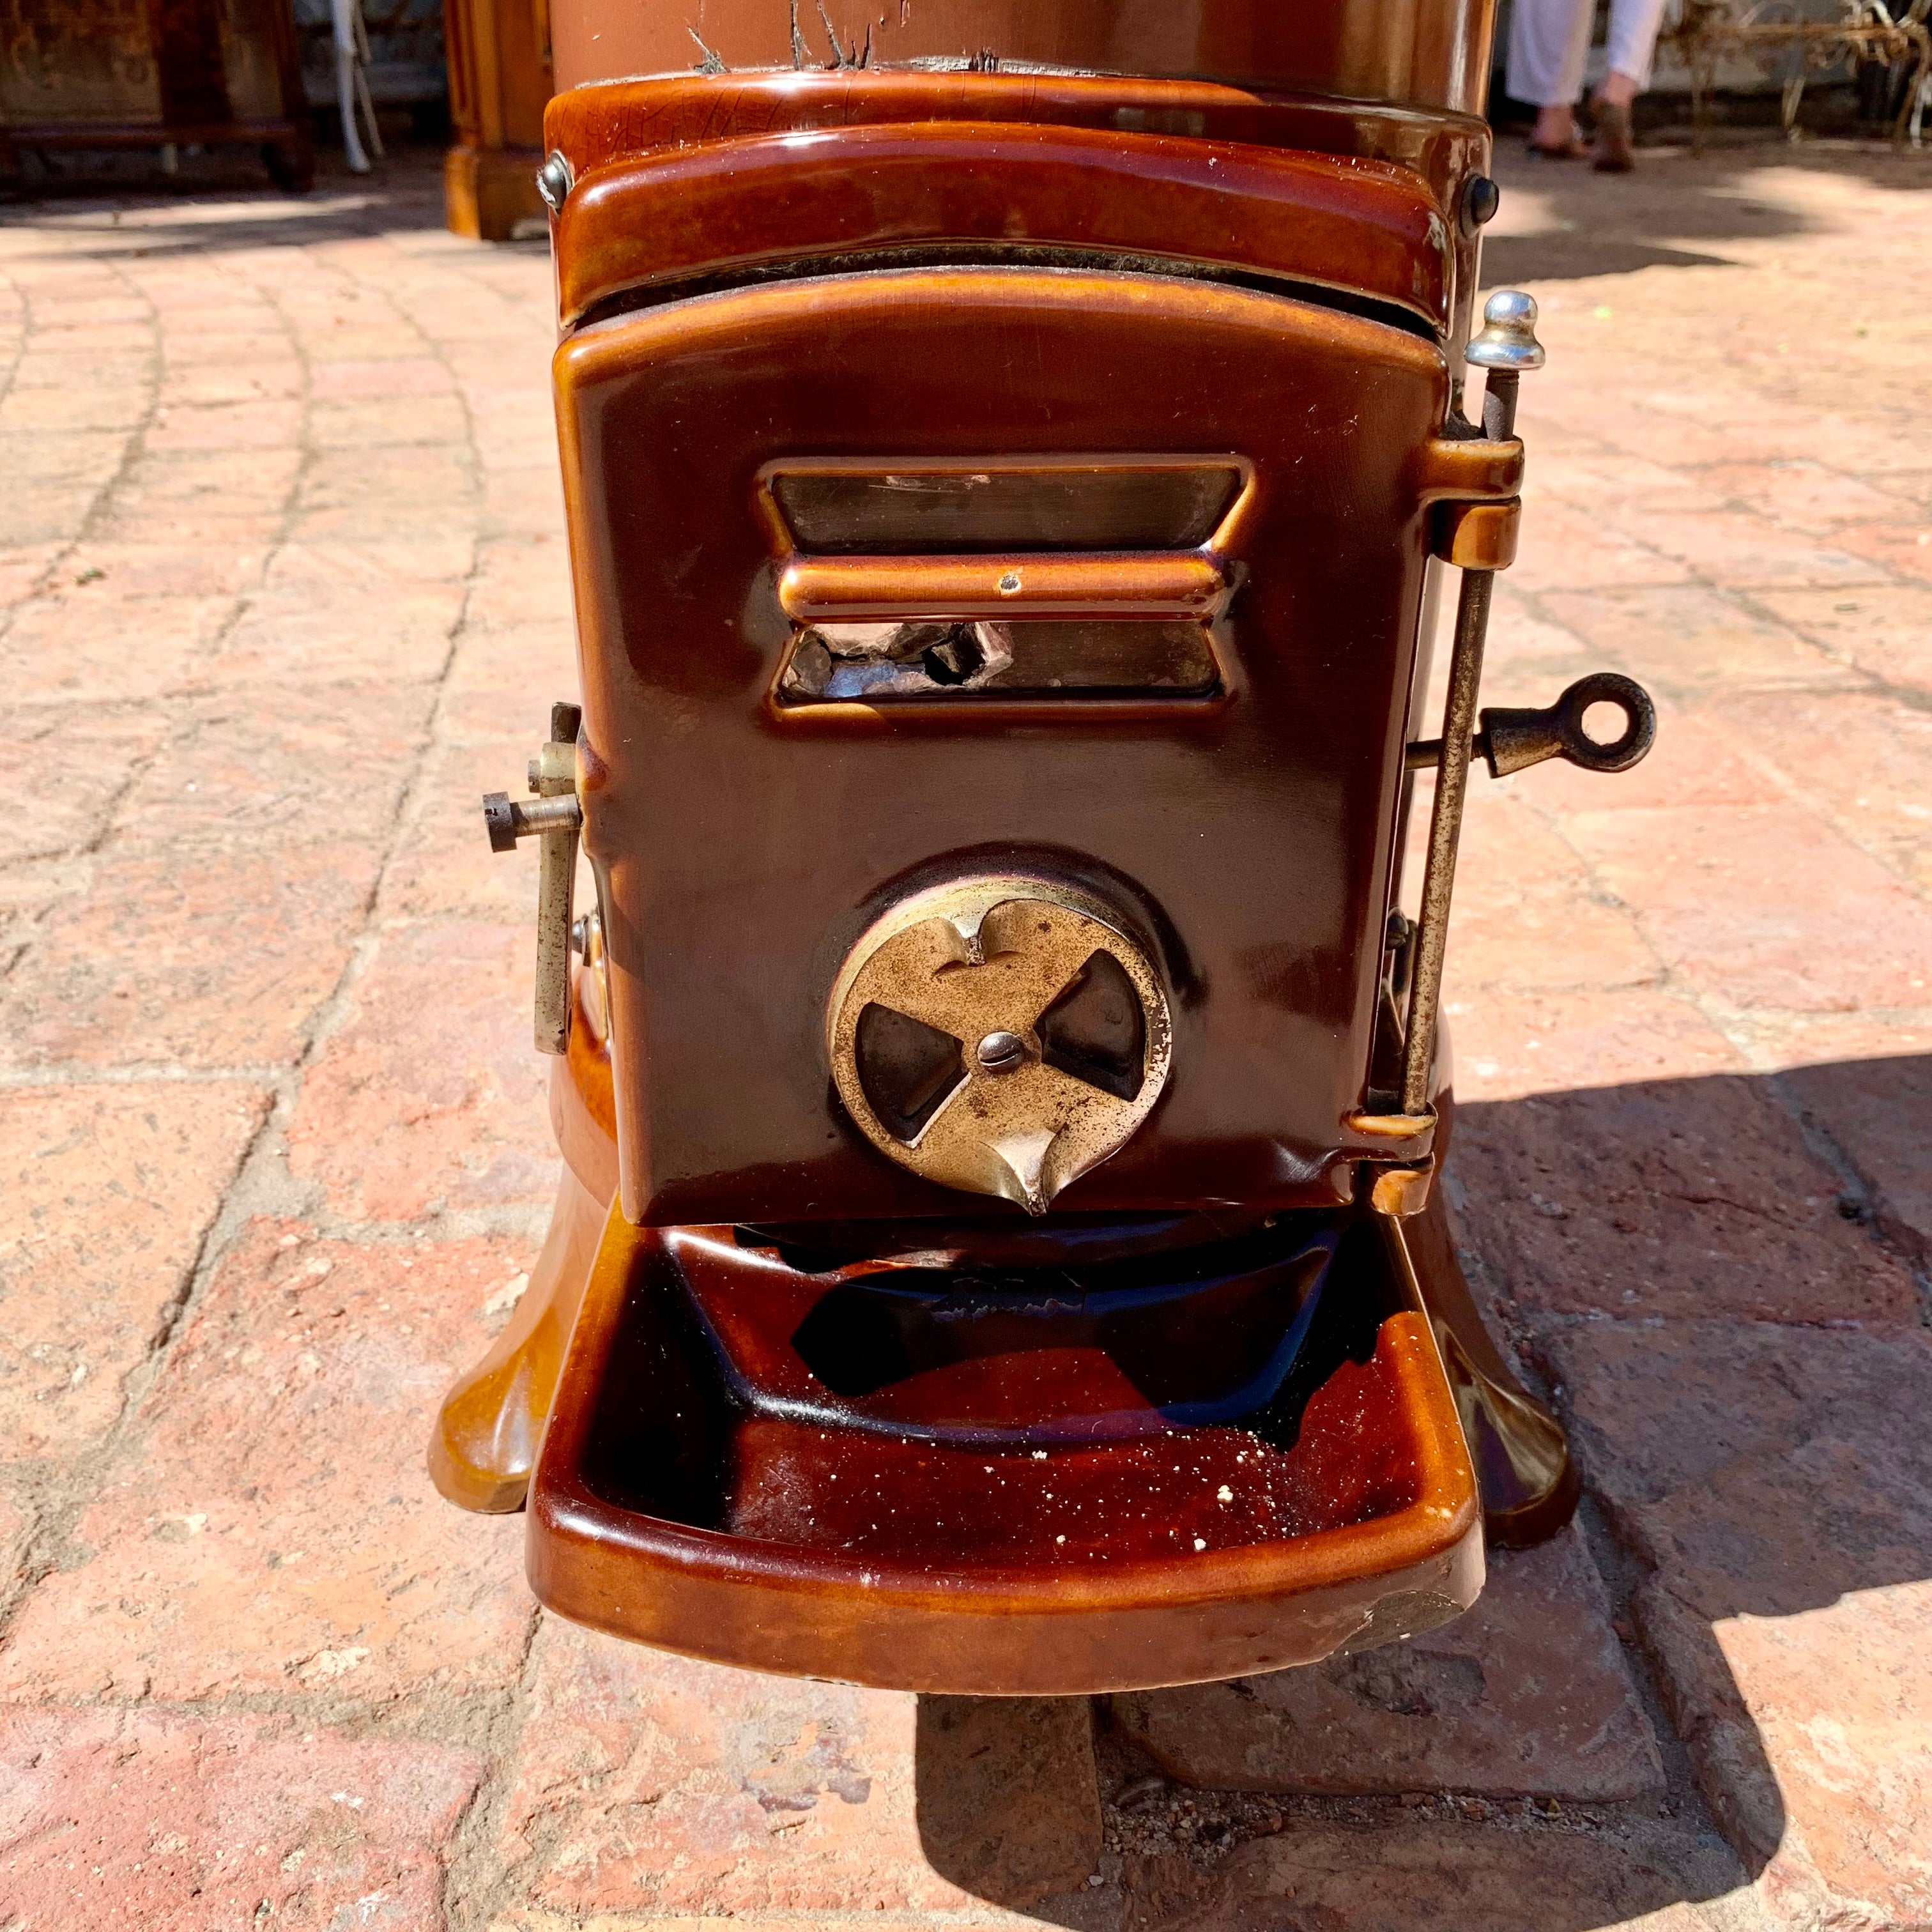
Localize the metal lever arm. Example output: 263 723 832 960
1406 671 1657 779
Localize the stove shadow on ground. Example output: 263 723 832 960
910 1055 1932 1931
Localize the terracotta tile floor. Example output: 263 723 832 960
0 138 1926 1931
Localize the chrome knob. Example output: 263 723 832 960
1466 290 1546 372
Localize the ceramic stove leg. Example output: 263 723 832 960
429 1165 606 1513
1388 1188 1581 1547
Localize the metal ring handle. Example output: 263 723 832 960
1552 671 1657 773
1476 672 1658 779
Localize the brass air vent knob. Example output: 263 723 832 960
826 876 1172 1215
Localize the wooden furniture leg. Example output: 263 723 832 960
442 0 555 238
429 1165 606 1513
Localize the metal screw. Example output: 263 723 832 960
535 150 574 213
975 1030 1027 1074
1460 176 1501 237
482 790 581 853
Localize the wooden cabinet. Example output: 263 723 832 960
0 0 313 188
442 0 553 238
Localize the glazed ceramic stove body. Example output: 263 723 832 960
430 0 1612 1693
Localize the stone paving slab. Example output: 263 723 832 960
0 1705 483 1931
285 923 557 1224
0 1081 270 1458
1782 1044 1932 1266
0 1220 533 1709
1639 1476 1932 1929
1114 1528 1664 1803
1537 1321 1932 1928
500 1623 1103 1919
1123 1818 1740 1932
0 139 1928 1931
1449 1070 1922 1323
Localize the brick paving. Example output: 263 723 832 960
0 139 1928 1931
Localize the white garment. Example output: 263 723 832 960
330 0 384 174
1507 0 1669 105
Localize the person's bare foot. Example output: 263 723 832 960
1528 104 1589 157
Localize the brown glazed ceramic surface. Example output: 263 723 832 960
523 1194 1483 1693
556 265 1515 1228
553 120 1455 331
550 0 1496 121
543 72 1493 355
551 981 618 1209
431 977 1578 1572
425 10 1591 1691
429 1163 608 1514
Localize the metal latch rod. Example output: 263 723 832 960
1399 292 1542 1121
480 700 582 1057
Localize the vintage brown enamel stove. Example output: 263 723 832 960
430 0 1658 1695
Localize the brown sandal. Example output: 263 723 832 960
1527 134 1591 159
1593 100 1636 171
